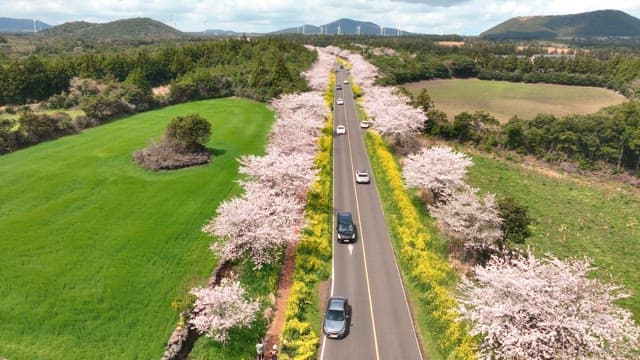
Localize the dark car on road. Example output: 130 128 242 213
336 211 356 243
323 296 351 339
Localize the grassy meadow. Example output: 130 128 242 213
465 153 640 321
0 98 274 359
404 79 626 122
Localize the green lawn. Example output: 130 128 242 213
404 79 626 122
465 154 640 321
0 98 274 359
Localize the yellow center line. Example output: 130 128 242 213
342 76 381 360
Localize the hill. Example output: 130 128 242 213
481 9 640 40
0 17 51 33
274 18 413 36
38 17 188 41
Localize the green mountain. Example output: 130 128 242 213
38 17 188 41
481 9 640 40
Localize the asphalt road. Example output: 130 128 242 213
319 67 423 360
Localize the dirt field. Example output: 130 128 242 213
404 78 627 123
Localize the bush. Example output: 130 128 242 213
165 114 211 152
80 94 132 123
496 195 532 248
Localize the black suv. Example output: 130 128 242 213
336 211 356 243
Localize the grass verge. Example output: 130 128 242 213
466 153 640 321
0 98 274 359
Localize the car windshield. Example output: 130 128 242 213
338 223 353 232
327 309 345 321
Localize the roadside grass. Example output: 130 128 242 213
0 98 274 359
404 78 626 123
465 153 640 321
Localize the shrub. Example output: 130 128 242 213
165 114 211 152
496 195 531 248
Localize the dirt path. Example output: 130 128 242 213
264 242 296 355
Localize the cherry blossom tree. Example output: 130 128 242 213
360 85 425 136
429 185 502 261
203 181 305 268
345 53 379 88
189 279 260 344
303 47 336 91
269 91 327 155
403 146 472 202
458 252 640 360
239 150 317 202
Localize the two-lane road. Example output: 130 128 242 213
320 67 423 360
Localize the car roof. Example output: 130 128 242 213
328 296 347 310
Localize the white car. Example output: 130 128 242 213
343 79 349 84
360 121 371 128
355 170 370 184
336 125 346 135
336 98 344 105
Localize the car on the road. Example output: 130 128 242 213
336 84 342 90
355 169 370 184
336 125 346 135
336 98 344 105
323 296 351 339
343 79 349 84
360 121 371 128
336 211 356 242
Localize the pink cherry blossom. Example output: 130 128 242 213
403 146 472 200
239 149 317 203
458 252 640 359
429 185 503 257
303 47 337 91
189 279 260 344
360 85 425 136
203 181 305 268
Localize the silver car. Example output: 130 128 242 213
323 296 351 339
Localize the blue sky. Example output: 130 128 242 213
3 0 640 35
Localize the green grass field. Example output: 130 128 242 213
465 154 640 321
0 98 274 359
404 79 627 122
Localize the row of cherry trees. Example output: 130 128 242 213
332 46 640 358
401 144 640 357
188 48 334 343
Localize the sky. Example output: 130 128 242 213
3 0 640 35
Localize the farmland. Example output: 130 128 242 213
404 79 626 122
0 98 274 359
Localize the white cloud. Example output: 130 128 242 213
3 0 640 35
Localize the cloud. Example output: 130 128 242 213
387 0 470 7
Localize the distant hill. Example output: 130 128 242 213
38 17 188 41
274 18 413 36
481 9 640 40
0 17 51 33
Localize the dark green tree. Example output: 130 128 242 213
165 114 211 152
497 196 532 249
415 88 434 114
